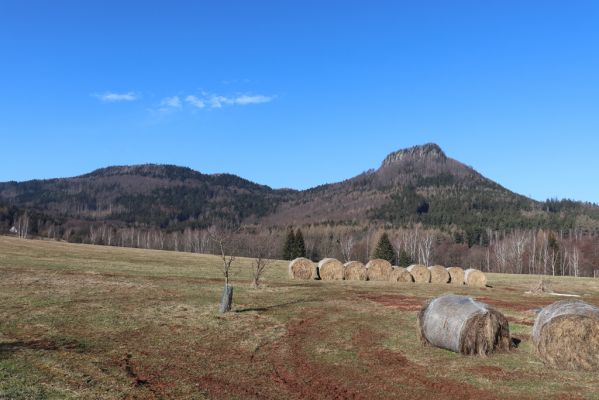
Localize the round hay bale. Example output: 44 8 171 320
417 294 511 356
344 261 367 281
318 258 344 280
464 268 487 287
407 264 430 283
428 265 450 284
447 267 465 285
288 258 316 280
389 266 414 283
366 259 393 281
532 299 599 370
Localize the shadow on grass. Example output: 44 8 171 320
235 298 316 313
0 338 88 356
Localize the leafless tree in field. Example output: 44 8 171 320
15 212 30 239
89 224 99 244
339 229 355 262
510 230 529 274
569 245 580 277
246 228 275 288
492 235 511 273
199 230 210 253
392 231 404 265
418 231 434 266
208 223 240 312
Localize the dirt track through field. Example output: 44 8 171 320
194 306 501 400
4 237 599 399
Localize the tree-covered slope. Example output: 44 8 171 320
1 144 598 232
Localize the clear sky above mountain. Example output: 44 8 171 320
1 1 598 202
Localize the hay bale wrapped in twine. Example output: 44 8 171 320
407 264 431 283
344 261 367 281
366 259 393 281
464 268 487 287
532 300 599 370
417 294 511 356
389 266 414 283
288 258 317 280
428 265 450 284
318 258 344 280
447 267 465 285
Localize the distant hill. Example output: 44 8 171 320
1 143 599 235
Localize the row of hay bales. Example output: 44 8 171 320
419 295 599 371
289 257 487 287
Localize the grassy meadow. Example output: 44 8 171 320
1 235 599 399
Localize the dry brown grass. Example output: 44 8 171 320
317 258 344 280
428 265 450 284
407 264 430 283
447 267 465 285
366 259 393 281
389 267 414 283
418 294 511 356
465 268 487 287
289 257 316 280
344 261 367 281
3 236 599 399
533 299 599 370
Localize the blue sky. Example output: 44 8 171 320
1 1 598 202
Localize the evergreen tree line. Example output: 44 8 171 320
282 228 306 260
372 232 415 266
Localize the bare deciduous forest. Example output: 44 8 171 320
2 144 599 276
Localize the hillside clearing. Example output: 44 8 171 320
2 236 599 399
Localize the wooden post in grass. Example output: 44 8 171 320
219 285 233 313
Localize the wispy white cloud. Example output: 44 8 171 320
185 95 205 109
209 95 228 109
108 91 274 115
160 96 182 108
93 91 138 102
207 93 274 108
232 94 273 105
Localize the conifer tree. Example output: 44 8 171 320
282 228 296 260
397 249 413 267
294 229 306 258
373 232 396 264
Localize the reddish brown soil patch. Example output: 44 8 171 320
191 312 503 400
360 294 424 311
265 316 364 400
197 375 273 400
113 306 527 399
351 329 501 400
465 365 521 381
477 297 552 312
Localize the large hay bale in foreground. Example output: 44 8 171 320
318 258 344 280
407 264 430 283
389 267 414 283
344 261 367 281
288 258 316 280
464 268 487 287
428 265 450 284
417 294 511 356
532 300 599 370
366 259 393 281
447 267 465 285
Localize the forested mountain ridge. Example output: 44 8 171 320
0 164 292 229
1 144 598 239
